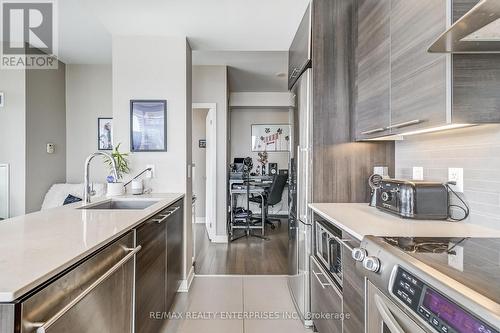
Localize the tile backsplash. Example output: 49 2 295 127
395 124 500 230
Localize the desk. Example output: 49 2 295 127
229 185 267 236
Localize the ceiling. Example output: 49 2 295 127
59 0 309 64
193 51 288 92
58 0 306 91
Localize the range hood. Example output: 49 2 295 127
428 0 500 53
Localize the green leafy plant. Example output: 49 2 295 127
105 143 131 180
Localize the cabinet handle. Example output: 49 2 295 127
312 270 332 289
33 245 142 333
361 128 386 135
331 234 355 253
154 206 181 224
385 119 422 130
289 67 300 79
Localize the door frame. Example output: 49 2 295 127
192 103 217 241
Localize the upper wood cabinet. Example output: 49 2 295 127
288 4 311 90
355 0 391 140
355 0 500 140
389 0 448 134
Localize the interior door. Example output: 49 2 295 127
205 108 216 240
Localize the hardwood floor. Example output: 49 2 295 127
194 220 289 275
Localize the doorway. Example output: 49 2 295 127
192 103 217 263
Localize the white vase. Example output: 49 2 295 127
107 182 125 197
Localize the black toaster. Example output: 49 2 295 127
375 179 449 220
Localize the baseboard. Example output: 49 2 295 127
195 217 206 224
211 235 228 243
177 265 195 292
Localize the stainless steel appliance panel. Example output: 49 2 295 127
310 256 343 333
19 232 137 333
367 281 427 333
288 68 313 324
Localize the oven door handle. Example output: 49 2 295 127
374 294 406 333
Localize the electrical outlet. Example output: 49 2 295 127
412 167 424 181
146 164 155 178
448 168 464 192
448 244 464 271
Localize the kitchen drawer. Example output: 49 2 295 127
341 232 365 333
310 256 343 333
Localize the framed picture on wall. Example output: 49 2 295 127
98 117 113 150
130 100 167 152
251 124 291 152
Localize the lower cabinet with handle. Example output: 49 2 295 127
310 256 343 333
17 231 138 333
135 199 184 333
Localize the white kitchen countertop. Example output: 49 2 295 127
309 203 500 241
0 193 184 302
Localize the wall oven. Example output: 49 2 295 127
315 219 343 287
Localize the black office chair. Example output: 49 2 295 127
249 174 288 229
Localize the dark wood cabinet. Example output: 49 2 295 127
135 199 185 332
310 257 343 333
166 200 184 311
355 0 391 140
135 214 167 333
354 0 500 140
389 0 448 134
288 4 311 89
311 0 395 203
341 232 365 333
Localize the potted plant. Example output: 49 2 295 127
105 143 131 196
257 151 268 175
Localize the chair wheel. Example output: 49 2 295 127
271 224 276 230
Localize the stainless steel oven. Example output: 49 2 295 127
367 281 427 333
315 219 342 286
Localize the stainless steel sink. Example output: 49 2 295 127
79 199 160 210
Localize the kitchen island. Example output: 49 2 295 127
0 193 185 333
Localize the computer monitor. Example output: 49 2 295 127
233 158 245 173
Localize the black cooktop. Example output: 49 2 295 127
383 237 500 305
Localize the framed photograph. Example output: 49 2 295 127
0 92 4 107
251 124 291 152
130 100 167 152
98 117 113 150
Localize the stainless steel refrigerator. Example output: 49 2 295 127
288 67 313 326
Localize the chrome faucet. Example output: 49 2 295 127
84 152 118 203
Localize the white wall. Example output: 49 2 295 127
0 69 26 217
25 64 67 213
66 65 112 183
230 108 290 172
192 66 228 237
112 35 192 277
396 124 500 230
192 108 208 219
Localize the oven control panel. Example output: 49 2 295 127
391 267 498 333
